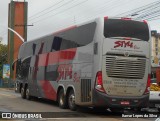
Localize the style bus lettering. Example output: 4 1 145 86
57 64 72 81
114 41 133 48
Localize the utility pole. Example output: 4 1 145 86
8 0 28 80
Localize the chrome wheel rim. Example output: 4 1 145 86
21 88 24 96
69 94 75 107
60 94 64 106
26 89 29 98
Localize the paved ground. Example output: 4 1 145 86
0 88 159 121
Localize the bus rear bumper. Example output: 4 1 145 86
92 89 149 108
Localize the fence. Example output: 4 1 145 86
0 78 14 88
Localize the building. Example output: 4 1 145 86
151 30 160 78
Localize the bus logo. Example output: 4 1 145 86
57 64 72 81
114 41 133 48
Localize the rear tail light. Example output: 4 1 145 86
121 17 132 20
95 71 106 93
104 16 108 20
144 74 151 94
143 20 147 24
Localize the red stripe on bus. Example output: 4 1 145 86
53 25 77 35
38 48 77 66
40 80 57 100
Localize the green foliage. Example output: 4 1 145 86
0 44 8 78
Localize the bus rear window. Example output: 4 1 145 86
104 19 149 41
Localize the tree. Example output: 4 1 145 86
0 44 8 78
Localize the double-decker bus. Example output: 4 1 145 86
14 17 151 111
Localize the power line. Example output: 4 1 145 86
116 0 160 17
136 7 160 20
112 0 160 23
29 0 75 21
75 0 132 23
28 0 131 37
29 0 65 19
32 0 89 24
27 0 160 41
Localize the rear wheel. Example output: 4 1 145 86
26 86 31 100
21 87 26 99
68 90 77 111
58 89 67 109
158 108 160 112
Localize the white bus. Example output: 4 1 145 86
14 17 151 111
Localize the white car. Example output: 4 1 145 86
149 78 160 112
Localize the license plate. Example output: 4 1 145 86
121 101 130 105
155 104 160 108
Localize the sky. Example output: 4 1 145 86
0 0 160 44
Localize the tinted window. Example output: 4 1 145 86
51 37 62 51
60 39 79 50
19 22 96 58
104 19 149 41
55 22 96 49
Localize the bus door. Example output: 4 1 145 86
28 55 39 97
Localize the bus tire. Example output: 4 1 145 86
68 90 77 111
58 89 67 109
26 86 31 100
21 87 26 99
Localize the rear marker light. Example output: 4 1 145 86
143 20 147 24
121 17 132 20
104 16 108 20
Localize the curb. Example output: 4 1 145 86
0 88 15 91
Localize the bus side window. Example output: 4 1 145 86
51 36 62 51
16 59 22 79
21 58 31 79
60 39 77 50
54 22 96 50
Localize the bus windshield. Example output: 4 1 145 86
104 19 149 41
